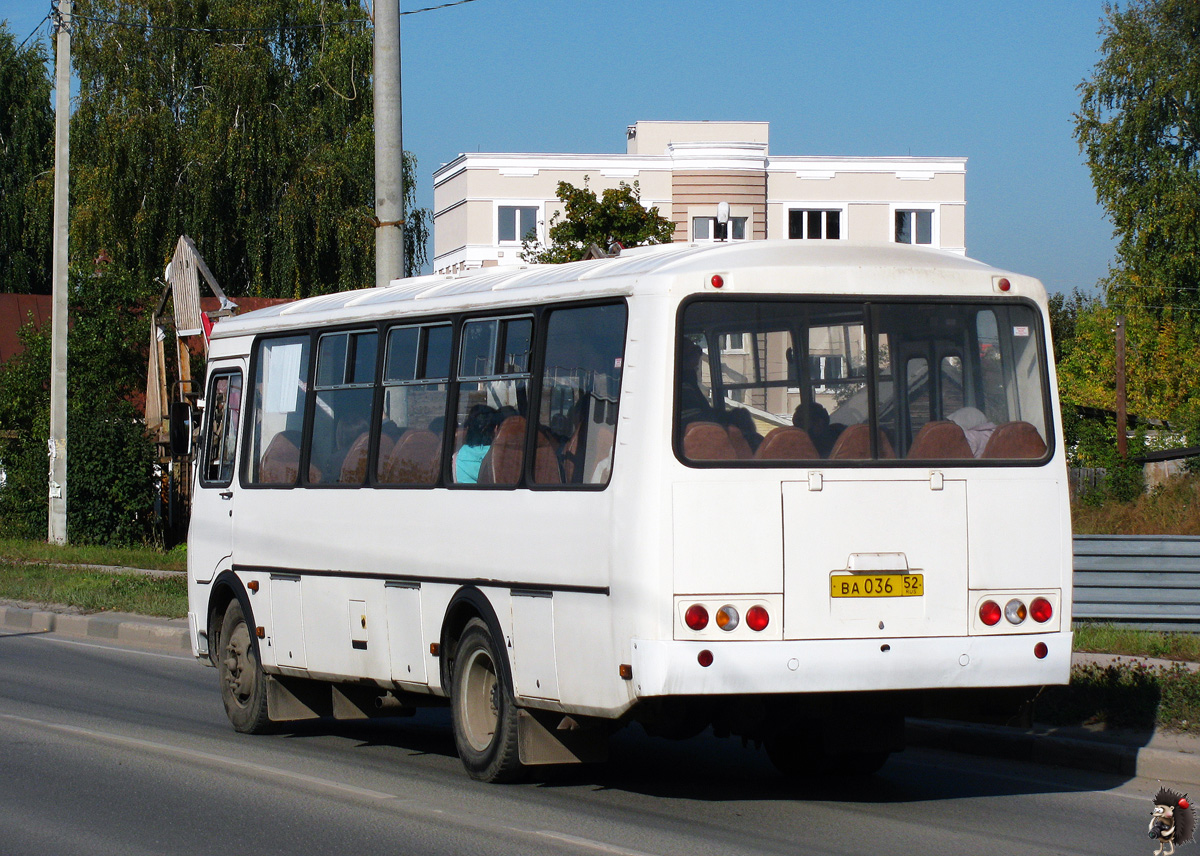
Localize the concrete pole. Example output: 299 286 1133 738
1116 314 1127 459
48 0 71 544
373 0 404 288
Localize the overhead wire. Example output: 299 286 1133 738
67 0 483 35
16 11 52 50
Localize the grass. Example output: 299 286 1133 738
0 561 187 617
1072 472 1200 535
1037 661 1200 734
1073 622 1200 662
0 537 187 572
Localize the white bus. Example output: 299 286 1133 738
187 240 1072 782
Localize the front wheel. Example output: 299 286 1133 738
217 599 271 734
450 619 523 782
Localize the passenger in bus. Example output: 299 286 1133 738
724 407 763 454
455 404 498 484
679 339 714 426
794 401 842 458
948 406 996 457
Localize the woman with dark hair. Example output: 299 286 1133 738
455 404 498 483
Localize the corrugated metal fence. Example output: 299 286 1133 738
1073 535 1200 631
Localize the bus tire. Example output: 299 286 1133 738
451 618 523 783
217 599 271 734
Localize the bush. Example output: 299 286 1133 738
0 268 159 545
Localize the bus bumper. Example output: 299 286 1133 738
629 631 1072 698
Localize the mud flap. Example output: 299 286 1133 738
517 709 609 766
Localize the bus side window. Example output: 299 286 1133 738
377 323 451 486
248 335 312 485
310 330 378 485
535 303 627 486
453 317 532 486
201 372 242 486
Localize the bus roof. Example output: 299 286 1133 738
209 241 1027 340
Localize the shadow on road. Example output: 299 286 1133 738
266 706 1134 805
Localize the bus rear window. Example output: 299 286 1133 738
677 299 1050 465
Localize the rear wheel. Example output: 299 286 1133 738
451 618 523 782
217 599 271 733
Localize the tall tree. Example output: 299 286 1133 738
0 22 54 294
1075 0 1200 316
70 0 428 298
522 178 675 264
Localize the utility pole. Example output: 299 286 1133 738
1116 314 1127 459
373 0 404 288
48 0 71 544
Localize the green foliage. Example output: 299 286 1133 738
1075 622 1200 661
1067 411 1146 504
0 268 157 545
70 0 428 297
0 22 54 294
0 536 186 571
0 561 187 617
522 178 675 264
1038 660 1200 733
1075 0 1200 319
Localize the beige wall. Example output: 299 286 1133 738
768 170 965 204
672 170 768 241
627 121 769 155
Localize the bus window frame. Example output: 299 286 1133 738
199 368 243 489
673 293 1056 469
239 297 630 493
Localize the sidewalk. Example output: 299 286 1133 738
4 598 1200 784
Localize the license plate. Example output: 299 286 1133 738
830 573 924 598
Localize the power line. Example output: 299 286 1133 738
16 11 51 50
69 0 484 35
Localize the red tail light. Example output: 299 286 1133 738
698 649 714 667
746 605 770 632
979 600 1001 626
684 604 709 631
1030 597 1053 623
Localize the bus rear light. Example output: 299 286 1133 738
698 649 714 667
685 604 709 631
1034 642 1048 659
1004 599 1027 625
979 600 1001 626
746 606 770 632
710 274 724 289
715 605 739 631
1030 597 1053 623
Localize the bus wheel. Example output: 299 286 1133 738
218 600 271 734
451 618 522 782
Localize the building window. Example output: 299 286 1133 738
788 209 841 240
692 216 747 242
498 206 538 243
895 209 933 245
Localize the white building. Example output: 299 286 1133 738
432 120 966 274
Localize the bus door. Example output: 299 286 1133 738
190 364 245 584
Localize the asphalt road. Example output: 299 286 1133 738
0 626 1176 856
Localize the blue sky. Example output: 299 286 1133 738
4 0 1115 294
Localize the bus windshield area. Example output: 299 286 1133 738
677 298 1050 464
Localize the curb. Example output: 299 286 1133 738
0 603 190 653
908 719 1200 785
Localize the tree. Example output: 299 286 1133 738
0 269 157 544
1075 0 1200 317
522 178 675 264
70 0 429 298
0 22 54 294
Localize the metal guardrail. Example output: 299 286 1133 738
1073 535 1200 631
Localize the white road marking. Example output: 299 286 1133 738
0 630 191 661
0 712 398 800
533 830 661 856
